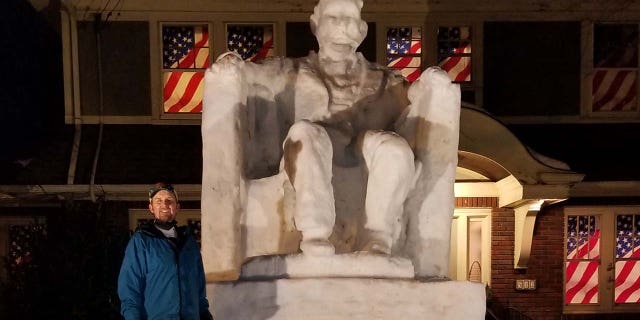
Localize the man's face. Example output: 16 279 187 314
149 190 179 222
315 0 366 59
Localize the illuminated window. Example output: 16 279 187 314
565 215 600 304
564 207 640 313
386 26 422 82
615 214 640 304
161 24 210 113
592 24 638 112
438 26 471 83
227 24 274 62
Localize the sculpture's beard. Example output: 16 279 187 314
319 56 363 90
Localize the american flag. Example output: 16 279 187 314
227 25 273 62
565 216 600 304
438 27 471 82
592 24 638 112
592 70 636 111
614 214 640 303
386 27 422 82
162 25 210 113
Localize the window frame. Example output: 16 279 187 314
156 21 213 121
426 20 482 106
224 22 276 62
436 25 473 84
583 22 640 119
385 25 423 82
0 216 46 281
564 206 640 314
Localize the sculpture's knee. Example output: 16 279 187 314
362 131 414 171
379 134 414 164
283 120 332 185
286 120 328 143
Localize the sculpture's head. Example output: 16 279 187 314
148 182 180 222
310 0 367 60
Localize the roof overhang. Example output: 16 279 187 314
457 106 585 269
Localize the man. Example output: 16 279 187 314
118 183 213 320
280 0 415 256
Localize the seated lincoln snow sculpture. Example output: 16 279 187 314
201 0 461 279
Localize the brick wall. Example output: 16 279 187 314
489 205 564 320
455 197 498 208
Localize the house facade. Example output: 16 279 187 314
2 0 640 319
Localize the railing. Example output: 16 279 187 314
505 307 534 320
486 300 533 320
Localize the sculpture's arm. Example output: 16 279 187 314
201 52 248 281
395 67 461 279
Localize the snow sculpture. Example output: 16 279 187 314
201 0 461 281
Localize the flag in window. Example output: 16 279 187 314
565 216 600 304
592 24 638 112
592 70 637 111
438 26 471 82
386 27 421 82
162 25 210 113
227 25 274 62
163 26 210 69
614 214 640 303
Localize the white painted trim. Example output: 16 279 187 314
79 115 154 124
513 200 543 269
0 184 202 202
454 182 498 197
496 175 523 208
61 9 74 124
571 181 640 197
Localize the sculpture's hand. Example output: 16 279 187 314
206 51 245 87
203 51 247 123
396 66 460 150
408 66 454 102
216 50 244 64
421 66 452 86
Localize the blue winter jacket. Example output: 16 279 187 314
118 223 213 320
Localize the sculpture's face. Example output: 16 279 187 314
315 0 366 60
149 190 179 222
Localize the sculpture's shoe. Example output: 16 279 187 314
300 239 335 256
361 239 391 255
360 232 392 255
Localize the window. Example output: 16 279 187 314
592 24 638 113
438 26 471 83
564 207 640 313
386 26 422 82
7 223 46 278
162 24 211 114
614 214 640 304
0 217 46 280
226 24 274 62
449 208 491 284
565 215 600 304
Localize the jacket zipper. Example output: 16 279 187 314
168 237 182 319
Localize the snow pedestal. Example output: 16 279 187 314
207 254 486 320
